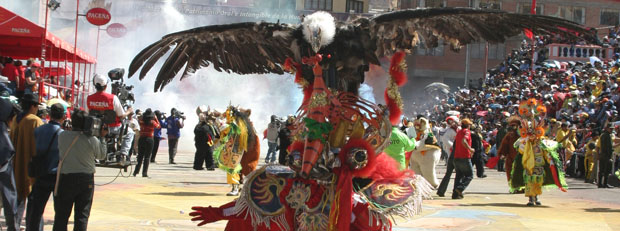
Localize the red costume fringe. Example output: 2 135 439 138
285 57 313 106
389 51 407 87
385 90 402 125
369 153 407 180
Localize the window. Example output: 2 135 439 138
601 9 620 26
400 0 416 9
477 0 501 10
470 43 506 60
305 0 333 11
518 3 543 14
347 0 364 13
415 40 444 56
419 0 445 8
557 6 585 24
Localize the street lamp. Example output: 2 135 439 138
47 0 61 11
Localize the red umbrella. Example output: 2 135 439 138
476 111 489 117
553 92 566 101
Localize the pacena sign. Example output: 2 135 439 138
86 8 111 26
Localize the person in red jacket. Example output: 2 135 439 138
1 57 18 93
134 109 160 177
86 74 134 162
452 118 475 199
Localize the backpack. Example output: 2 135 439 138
28 127 60 178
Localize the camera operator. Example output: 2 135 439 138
165 108 185 164
150 110 166 163
53 110 107 231
86 74 134 161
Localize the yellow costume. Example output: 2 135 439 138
584 138 598 182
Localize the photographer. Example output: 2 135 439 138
265 115 281 164
134 109 159 177
53 110 107 231
86 74 134 161
150 110 166 163
166 108 185 164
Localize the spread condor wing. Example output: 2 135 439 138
367 7 594 58
128 22 297 91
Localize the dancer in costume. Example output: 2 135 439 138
128 7 594 230
409 115 442 187
212 105 260 196
385 125 416 170
510 98 567 206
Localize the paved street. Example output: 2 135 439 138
5 149 620 231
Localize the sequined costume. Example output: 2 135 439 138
509 98 567 206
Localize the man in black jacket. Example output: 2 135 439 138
0 98 20 231
278 119 293 165
471 125 486 178
193 113 219 170
599 124 615 188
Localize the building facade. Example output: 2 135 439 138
393 0 620 93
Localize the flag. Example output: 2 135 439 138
523 0 536 40
524 29 534 40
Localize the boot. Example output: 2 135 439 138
527 196 535 206
598 173 604 188
604 175 615 188
227 184 240 196
534 196 541 206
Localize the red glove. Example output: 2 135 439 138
189 206 224 226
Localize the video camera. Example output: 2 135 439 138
108 68 135 108
174 110 185 119
82 116 103 137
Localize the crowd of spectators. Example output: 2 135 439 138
411 28 620 184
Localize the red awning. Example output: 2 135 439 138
43 66 72 76
0 6 96 63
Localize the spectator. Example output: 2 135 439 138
9 93 44 229
53 110 107 231
0 98 20 231
24 62 40 95
1 57 18 93
26 103 66 231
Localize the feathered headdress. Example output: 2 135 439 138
517 98 546 139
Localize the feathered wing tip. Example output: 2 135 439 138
389 52 407 86
385 89 402 126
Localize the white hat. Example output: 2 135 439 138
0 75 8 84
446 115 460 123
93 74 109 86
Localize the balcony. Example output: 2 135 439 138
547 43 615 62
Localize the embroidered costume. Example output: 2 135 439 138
509 98 567 206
